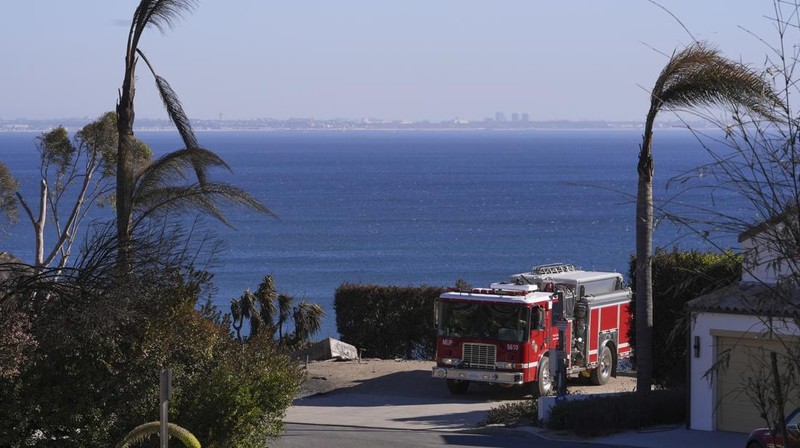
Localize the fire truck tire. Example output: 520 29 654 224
534 355 554 397
446 379 470 394
590 345 613 385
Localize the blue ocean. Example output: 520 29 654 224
0 130 750 337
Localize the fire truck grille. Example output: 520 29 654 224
462 343 496 370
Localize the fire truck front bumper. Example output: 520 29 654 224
431 367 524 385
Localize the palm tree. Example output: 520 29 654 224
277 293 293 342
115 0 273 265
240 290 262 337
635 42 783 395
292 301 325 346
255 275 278 338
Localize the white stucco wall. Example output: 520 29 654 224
741 231 793 284
689 311 798 431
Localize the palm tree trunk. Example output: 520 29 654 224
635 118 656 396
116 57 137 267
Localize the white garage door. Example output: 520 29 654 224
716 335 799 433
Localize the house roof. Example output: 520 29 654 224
738 206 797 243
688 281 800 317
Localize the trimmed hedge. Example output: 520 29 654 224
546 388 685 437
629 248 741 388
334 283 444 359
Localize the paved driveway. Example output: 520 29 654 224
286 369 537 431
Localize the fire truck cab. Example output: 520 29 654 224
432 263 632 396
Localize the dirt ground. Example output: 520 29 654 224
298 357 637 400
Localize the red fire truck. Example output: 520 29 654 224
432 263 632 396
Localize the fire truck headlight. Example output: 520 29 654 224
441 358 459 366
435 368 447 378
495 362 523 370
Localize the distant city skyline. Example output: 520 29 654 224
0 115 709 134
0 1 783 122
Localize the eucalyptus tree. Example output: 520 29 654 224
0 162 19 235
115 0 272 265
13 113 144 272
635 42 782 395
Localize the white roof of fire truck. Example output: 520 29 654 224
506 263 623 285
438 263 624 305
438 286 552 305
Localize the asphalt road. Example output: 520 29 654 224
271 423 638 448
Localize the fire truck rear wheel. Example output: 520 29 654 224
446 379 470 394
590 345 613 386
534 355 553 397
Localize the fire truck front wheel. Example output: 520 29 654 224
534 355 553 397
590 345 614 386
446 379 470 394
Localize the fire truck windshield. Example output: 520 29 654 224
436 301 531 342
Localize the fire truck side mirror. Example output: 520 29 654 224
532 306 545 331
551 291 564 324
537 307 545 330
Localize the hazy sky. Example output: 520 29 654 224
0 1 784 122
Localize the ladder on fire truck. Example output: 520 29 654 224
531 263 576 275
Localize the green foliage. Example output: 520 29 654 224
0 311 36 380
334 283 444 359
231 275 325 347
175 335 303 448
116 421 201 448
0 226 302 447
545 389 685 437
0 161 19 232
37 126 75 177
74 111 151 182
629 248 741 388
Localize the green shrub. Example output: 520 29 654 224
482 400 539 426
175 334 303 448
629 249 740 388
334 283 444 359
0 249 303 447
546 389 685 437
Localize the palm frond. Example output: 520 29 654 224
240 289 256 320
652 42 785 122
136 50 198 149
134 147 229 194
135 48 206 186
155 74 199 150
278 293 293 323
128 0 196 64
132 0 198 36
230 297 242 321
255 275 278 329
131 182 275 230
293 301 325 342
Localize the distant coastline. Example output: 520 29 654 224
0 117 706 133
